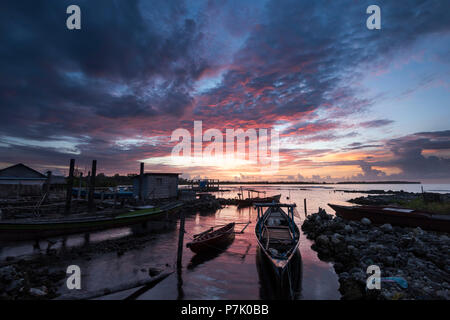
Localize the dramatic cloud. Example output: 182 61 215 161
360 119 394 128
0 0 449 180
381 131 450 179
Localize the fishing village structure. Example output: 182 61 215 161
0 163 67 199
133 172 180 200
187 179 220 192
0 163 49 197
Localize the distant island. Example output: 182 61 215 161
68 174 421 187
179 180 421 185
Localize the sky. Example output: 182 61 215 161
0 0 449 182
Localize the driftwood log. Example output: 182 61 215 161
55 269 173 300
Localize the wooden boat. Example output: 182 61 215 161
186 223 235 254
328 203 450 233
0 202 183 241
237 194 281 208
254 203 300 282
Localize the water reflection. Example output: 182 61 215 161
187 237 235 271
177 268 184 300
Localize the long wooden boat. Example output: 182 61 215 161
254 203 300 282
328 203 450 233
0 202 183 241
237 194 281 208
186 222 235 254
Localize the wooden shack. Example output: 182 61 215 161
0 163 48 197
133 173 179 200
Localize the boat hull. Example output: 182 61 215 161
328 204 450 233
0 203 183 241
186 223 235 254
256 247 302 300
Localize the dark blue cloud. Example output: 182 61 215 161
0 0 206 141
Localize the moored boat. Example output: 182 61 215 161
237 194 281 208
186 222 235 254
328 203 450 233
254 203 300 283
0 201 183 241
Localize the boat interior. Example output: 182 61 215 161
258 208 298 259
193 223 234 242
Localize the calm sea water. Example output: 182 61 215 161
1 184 448 300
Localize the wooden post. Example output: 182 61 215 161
44 170 52 201
77 172 83 199
86 171 90 199
139 162 144 202
177 265 184 300
176 210 185 270
65 159 75 215
304 198 307 217
88 160 97 213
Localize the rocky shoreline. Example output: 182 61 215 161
302 209 450 300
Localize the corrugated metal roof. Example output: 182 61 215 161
0 177 46 180
0 163 47 179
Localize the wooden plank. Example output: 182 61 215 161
254 203 296 208
267 228 292 240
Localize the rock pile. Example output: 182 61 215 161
0 263 65 300
182 198 223 212
301 209 450 300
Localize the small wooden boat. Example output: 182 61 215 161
186 223 235 254
254 203 300 281
0 202 183 241
328 203 450 233
237 194 281 208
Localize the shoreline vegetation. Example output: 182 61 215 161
349 192 450 214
